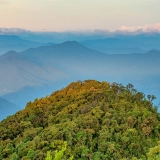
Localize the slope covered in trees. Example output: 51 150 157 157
0 80 160 160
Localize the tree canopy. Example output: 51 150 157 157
0 80 160 159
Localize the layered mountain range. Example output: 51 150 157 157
0 39 160 120
0 35 45 55
80 36 160 54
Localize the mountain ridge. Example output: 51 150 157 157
80 37 160 54
1 41 160 117
20 40 106 59
0 35 45 55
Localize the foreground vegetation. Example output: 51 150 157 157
0 80 160 159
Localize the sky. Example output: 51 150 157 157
0 0 160 32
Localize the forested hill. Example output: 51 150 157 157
0 80 160 160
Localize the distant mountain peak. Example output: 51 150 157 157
0 35 21 41
146 49 160 54
62 40 78 44
2 50 19 58
5 50 18 54
60 40 84 47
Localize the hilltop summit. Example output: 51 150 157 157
0 80 159 159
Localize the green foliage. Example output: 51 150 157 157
26 149 34 159
0 80 160 159
147 141 160 160
54 141 67 160
45 141 73 160
45 150 53 160
10 153 20 160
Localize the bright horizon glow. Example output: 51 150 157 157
0 0 160 32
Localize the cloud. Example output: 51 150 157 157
120 23 160 33
0 25 160 43
0 28 30 34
